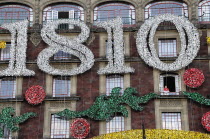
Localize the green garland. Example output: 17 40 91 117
183 92 210 105
56 87 157 120
0 107 36 137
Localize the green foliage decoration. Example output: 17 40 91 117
56 87 157 121
183 92 210 105
0 107 36 137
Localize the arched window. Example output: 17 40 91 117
43 3 84 26
199 0 210 22
159 73 180 95
0 4 33 26
94 2 135 25
145 1 188 19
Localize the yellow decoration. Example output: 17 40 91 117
92 129 210 139
207 37 210 45
0 41 6 49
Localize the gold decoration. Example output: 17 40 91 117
207 37 210 45
0 41 6 49
92 129 210 139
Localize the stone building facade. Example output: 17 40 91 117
0 0 210 138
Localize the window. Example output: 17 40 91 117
145 1 188 19
159 73 179 95
94 2 135 25
0 123 11 139
53 51 71 60
53 76 70 97
50 114 70 138
0 77 16 99
162 112 181 130
43 3 84 29
158 39 177 57
106 116 124 133
1 43 11 60
199 0 210 22
106 74 124 95
0 4 33 26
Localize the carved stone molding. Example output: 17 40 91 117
30 32 42 47
160 100 183 107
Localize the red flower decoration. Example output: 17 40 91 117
202 112 210 131
25 85 46 105
183 68 205 88
70 118 90 139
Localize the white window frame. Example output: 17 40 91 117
106 74 124 96
0 77 16 99
158 39 177 57
106 116 125 133
161 112 182 130
159 74 180 95
52 76 71 97
50 114 70 138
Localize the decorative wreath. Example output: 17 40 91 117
25 85 46 105
70 118 90 139
202 111 210 131
183 68 205 88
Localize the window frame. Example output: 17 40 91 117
43 101 76 138
106 115 125 133
199 0 210 22
158 38 177 57
0 77 22 99
50 114 70 138
159 73 180 95
46 64 77 98
93 2 135 25
43 3 84 24
154 99 189 131
154 31 181 59
0 4 33 26
106 74 124 96
52 76 71 97
161 112 182 130
144 1 188 19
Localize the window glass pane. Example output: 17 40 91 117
199 1 210 21
158 39 177 57
50 115 70 138
145 1 188 19
1 43 11 60
106 116 124 133
53 76 70 97
54 51 71 60
162 112 181 130
94 3 135 24
0 5 33 26
0 77 16 99
106 75 123 95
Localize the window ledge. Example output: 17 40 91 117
156 95 187 99
45 96 80 101
0 98 24 102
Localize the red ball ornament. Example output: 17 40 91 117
25 85 46 105
70 118 90 139
183 68 205 88
202 111 210 131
